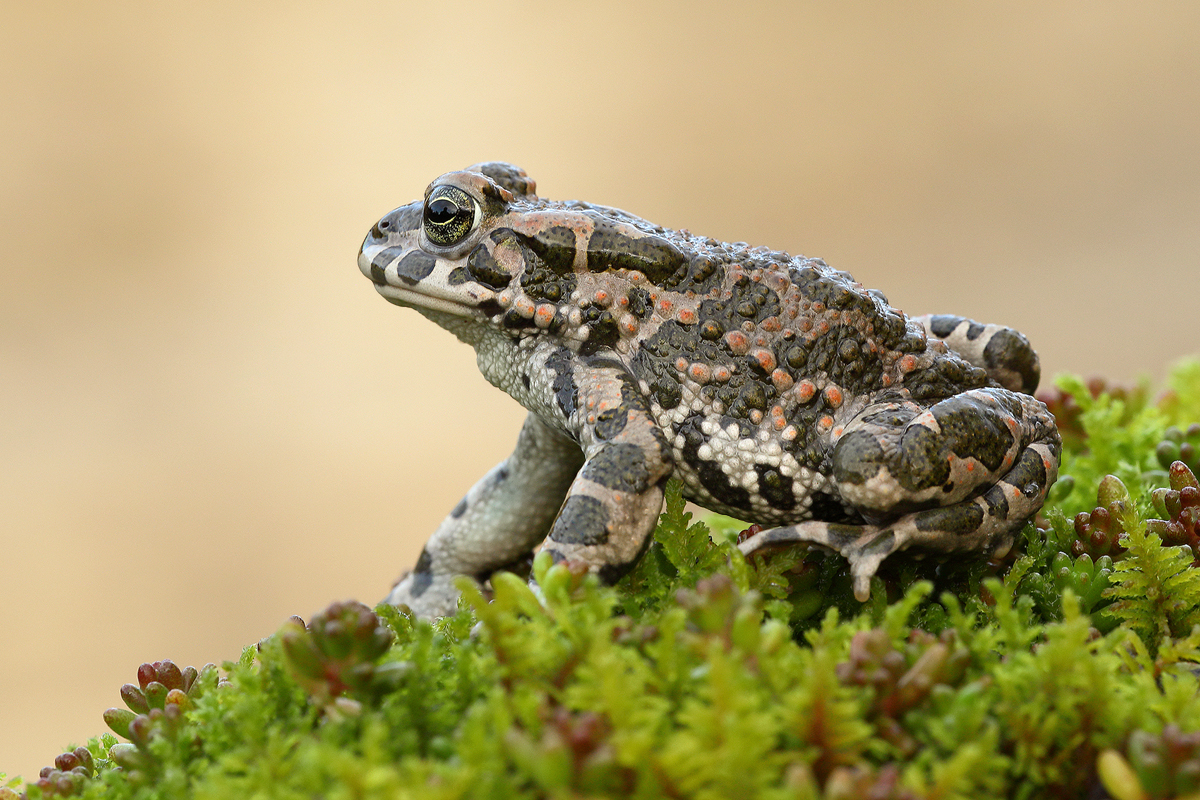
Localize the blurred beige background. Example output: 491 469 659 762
2 1 1198 781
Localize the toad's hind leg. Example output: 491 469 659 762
913 313 1041 394
740 387 1061 600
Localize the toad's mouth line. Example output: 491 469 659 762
371 282 492 320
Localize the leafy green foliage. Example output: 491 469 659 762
1044 374 1165 519
7 359 1200 799
615 478 738 616
1105 519 1200 653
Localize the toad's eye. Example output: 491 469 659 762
423 186 477 246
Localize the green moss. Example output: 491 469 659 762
7 360 1200 800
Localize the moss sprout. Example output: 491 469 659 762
1147 460 1200 564
1155 424 1200 473
1099 725 1200 800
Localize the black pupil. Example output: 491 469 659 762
428 198 459 224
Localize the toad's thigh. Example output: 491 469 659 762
831 388 1046 514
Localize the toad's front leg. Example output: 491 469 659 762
384 412 582 618
539 358 675 582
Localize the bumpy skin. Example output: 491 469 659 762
359 163 1061 616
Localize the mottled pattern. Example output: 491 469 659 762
551 496 610 545
360 162 1061 616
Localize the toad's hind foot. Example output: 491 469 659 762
738 439 1059 601
738 520 901 601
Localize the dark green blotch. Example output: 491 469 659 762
778 399 830 471
396 251 437 285
582 355 627 372
620 379 647 410
807 490 860 523
394 204 422 230
832 430 888 486
913 502 985 535
684 255 721 291
503 309 533 329
581 443 650 493
994 390 1026 421
598 529 656 584
895 424 952 492
646 375 682 409
860 528 898 555
594 406 629 440
546 348 578 419
825 522 871 548
740 382 767 409
369 246 407 283
587 224 687 287
627 286 652 319
517 225 577 275
492 227 570 304
876 313 909 349
550 495 610 546
754 464 796 510
932 394 1015 473
466 244 511 290
630 319 712 410
983 329 1041 394
374 204 421 237
1002 447 1048 497
447 266 472 286
477 299 504 318
676 415 751 511
928 314 963 338
409 549 433 597
579 309 620 355
895 329 928 353
982 484 1009 520
724 277 780 324
519 232 576 303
